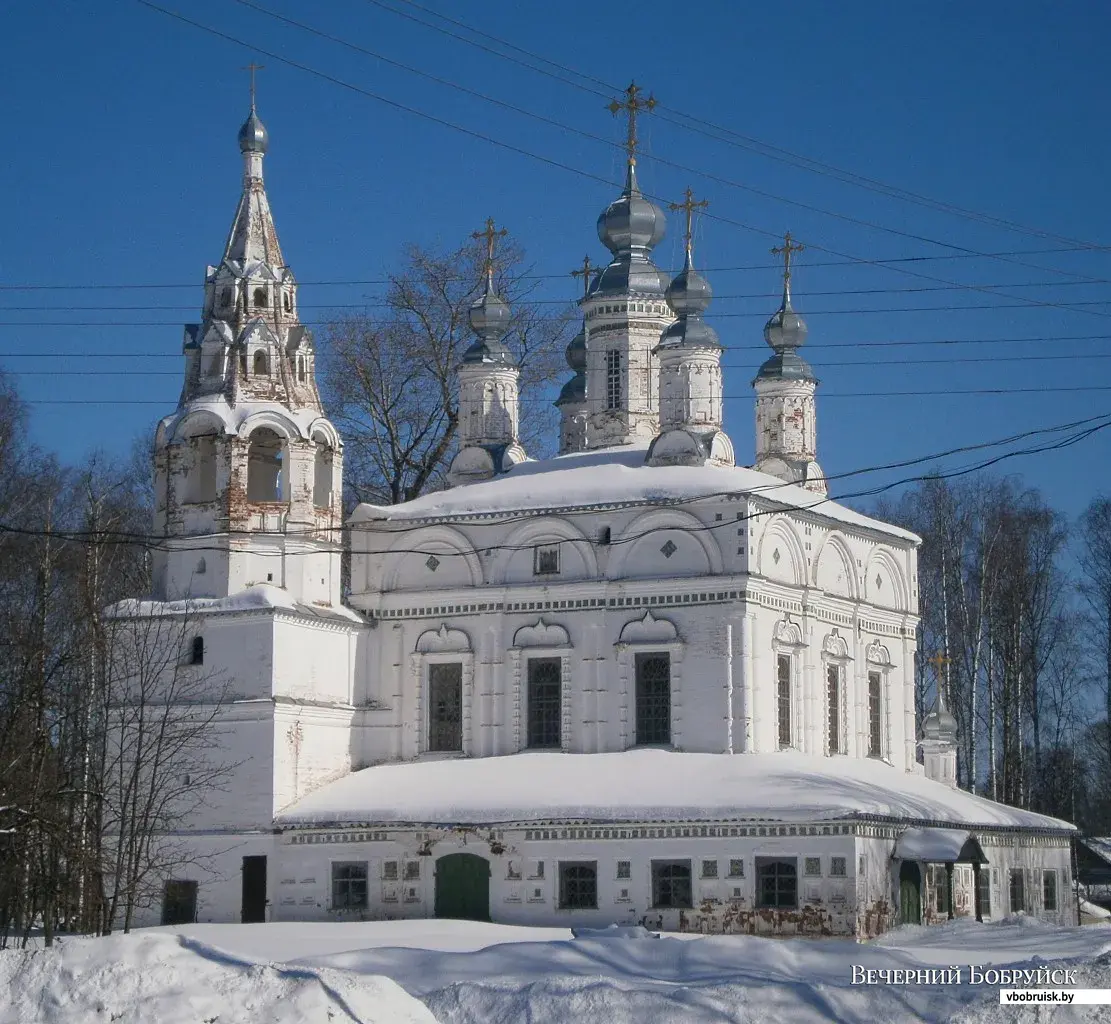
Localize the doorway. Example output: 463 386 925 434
434 853 490 921
241 855 267 923
899 861 921 925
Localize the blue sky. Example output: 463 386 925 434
2 0 1110 519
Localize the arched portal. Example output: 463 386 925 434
434 853 490 921
246 427 285 502
899 861 922 925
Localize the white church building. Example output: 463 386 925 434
125 98 1076 938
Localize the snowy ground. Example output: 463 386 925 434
3 917 1110 1024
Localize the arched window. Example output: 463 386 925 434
207 350 223 377
252 350 269 376
247 427 285 502
189 435 217 503
220 286 232 307
313 441 332 507
253 287 267 308
196 557 206 575
283 292 291 312
191 636 204 666
297 357 306 383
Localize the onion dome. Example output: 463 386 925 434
659 251 720 350
597 163 666 255
756 279 815 381
922 688 958 744
462 275 515 364
238 107 269 154
556 327 587 404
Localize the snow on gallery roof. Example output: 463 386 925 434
276 750 1072 833
107 583 364 624
351 444 919 543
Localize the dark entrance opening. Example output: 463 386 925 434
899 861 922 925
161 880 198 925
241 855 267 923
434 852 490 921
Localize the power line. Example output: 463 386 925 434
4 412 1107 552
234 0 1108 289
373 0 1109 255
132 2 1111 322
13 386 1111 406
0 246 1097 292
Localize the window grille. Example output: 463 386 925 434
606 350 622 410
826 664 841 754
616 861 631 880
701 859 718 879
651 860 692 909
533 544 560 575
527 658 562 749
332 862 368 910
756 858 798 909
403 861 420 881
977 866 992 917
427 663 463 752
868 671 883 757
804 857 821 877
1043 870 1057 911
382 861 398 881
777 654 792 748
727 859 744 878
558 862 598 909
1009 869 1025 913
830 857 847 877
635 652 671 745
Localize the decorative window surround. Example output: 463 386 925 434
510 619 573 752
866 640 894 761
411 624 474 757
821 630 851 757
773 618 805 751
615 611 684 750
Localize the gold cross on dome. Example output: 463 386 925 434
242 62 265 109
770 230 805 288
570 255 595 301
607 81 657 163
472 216 508 278
927 652 950 678
669 187 709 255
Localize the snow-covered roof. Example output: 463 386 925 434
893 827 985 863
107 583 364 624
275 750 1072 832
351 445 919 544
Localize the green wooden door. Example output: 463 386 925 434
434 853 490 921
899 861 921 925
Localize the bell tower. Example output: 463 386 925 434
151 89 344 606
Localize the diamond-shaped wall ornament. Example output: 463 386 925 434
425 555 441 572
772 548 781 565
875 574 883 590
661 540 677 558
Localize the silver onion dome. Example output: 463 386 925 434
556 327 587 405
756 282 814 381
597 163 666 256
922 690 958 744
238 108 269 154
659 252 720 350
462 279 515 364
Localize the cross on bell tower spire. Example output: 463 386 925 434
770 230 805 304
669 187 709 263
607 81 657 167
570 254 594 301
472 216 508 291
242 61 264 110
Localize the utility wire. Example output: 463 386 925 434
3 413 1107 553
374 0 1109 254
0 246 1097 292
132 2 1111 321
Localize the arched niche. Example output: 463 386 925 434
608 508 720 581
814 532 856 599
757 515 805 587
382 525 482 593
865 547 909 611
252 350 269 376
494 516 597 584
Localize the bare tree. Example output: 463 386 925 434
1076 496 1111 789
320 235 572 505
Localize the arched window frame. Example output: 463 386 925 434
410 624 474 758
821 630 851 756
510 619 572 753
866 640 895 761
615 611 683 750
